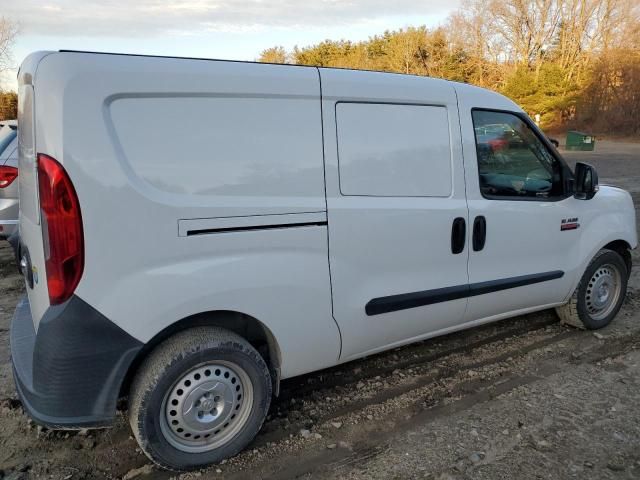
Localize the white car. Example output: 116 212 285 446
11 51 637 471
0 119 18 239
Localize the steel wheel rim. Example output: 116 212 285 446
585 263 622 321
159 361 253 453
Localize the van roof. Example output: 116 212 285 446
57 49 470 85
55 50 522 109
24 50 518 113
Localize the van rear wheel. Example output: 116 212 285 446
128 327 272 471
556 249 628 330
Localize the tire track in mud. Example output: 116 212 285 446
274 313 559 403
255 325 573 448
226 329 640 480
258 289 639 446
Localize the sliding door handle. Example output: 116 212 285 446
473 216 487 251
451 217 466 254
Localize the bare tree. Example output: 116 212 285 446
486 0 563 70
448 0 507 86
0 17 18 78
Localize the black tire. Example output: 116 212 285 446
128 327 272 471
556 249 628 330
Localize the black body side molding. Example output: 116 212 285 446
365 270 564 316
186 221 328 236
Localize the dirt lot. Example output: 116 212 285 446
1 140 640 480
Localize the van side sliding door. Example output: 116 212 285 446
320 68 470 361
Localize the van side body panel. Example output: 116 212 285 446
27 52 341 379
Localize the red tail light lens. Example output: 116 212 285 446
0 165 18 188
37 154 84 305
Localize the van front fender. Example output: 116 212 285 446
564 187 637 301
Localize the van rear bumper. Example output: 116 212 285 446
10 295 143 428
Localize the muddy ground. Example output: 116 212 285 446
1 140 640 480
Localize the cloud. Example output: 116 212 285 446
4 0 458 37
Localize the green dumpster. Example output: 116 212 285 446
566 131 595 151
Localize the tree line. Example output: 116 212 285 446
260 0 640 135
0 90 16 121
0 2 638 132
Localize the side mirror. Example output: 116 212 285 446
574 162 598 200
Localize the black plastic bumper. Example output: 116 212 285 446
10 295 143 428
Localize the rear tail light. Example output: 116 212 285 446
0 165 18 188
37 154 84 305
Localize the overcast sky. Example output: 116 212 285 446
3 0 459 90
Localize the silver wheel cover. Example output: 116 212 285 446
160 361 254 453
585 263 622 321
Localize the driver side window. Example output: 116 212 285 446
472 110 564 200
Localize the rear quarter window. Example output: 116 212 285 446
336 103 452 197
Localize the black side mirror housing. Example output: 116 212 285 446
574 162 599 200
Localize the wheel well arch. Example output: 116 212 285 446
602 239 632 277
120 310 282 398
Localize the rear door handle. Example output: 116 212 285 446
451 217 466 254
473 216 487 251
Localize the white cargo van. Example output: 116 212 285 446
11 50 637 471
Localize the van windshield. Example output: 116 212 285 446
0 125 17 156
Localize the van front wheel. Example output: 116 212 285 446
128 327 272 471
556 249 628 330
